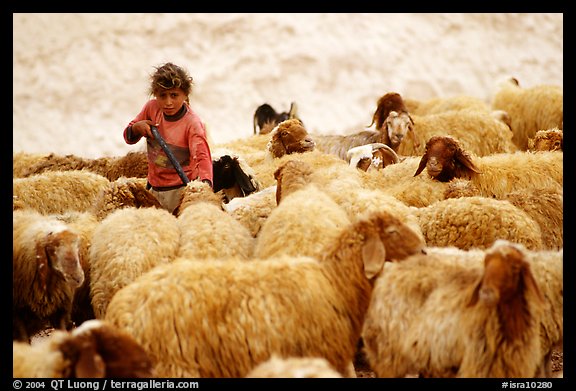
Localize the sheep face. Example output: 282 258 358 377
384 111 414 149
414 136 481 182
37 230 84 290
470 242 543 308
268 119 316 158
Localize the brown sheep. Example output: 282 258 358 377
362 240 545 378
414 135 481 182
266 118 316 158
13 210 85 341
13 319 154 378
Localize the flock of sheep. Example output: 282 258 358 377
13 76 563 379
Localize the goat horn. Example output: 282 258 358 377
288 102 298 118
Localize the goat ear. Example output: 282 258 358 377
414 154 428 177
74 340 106 378
362 232 386 279
232 160 257 196
455 150 482 174
467 279 482 307
35 238 49 291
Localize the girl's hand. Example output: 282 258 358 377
132 120 158 138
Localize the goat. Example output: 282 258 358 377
253 102 300 135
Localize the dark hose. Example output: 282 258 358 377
150 126 190 185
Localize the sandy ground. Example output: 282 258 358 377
13 13 562 158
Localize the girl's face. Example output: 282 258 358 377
155 88 187 116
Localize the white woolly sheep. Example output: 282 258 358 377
362 240 547 378
412 196 544 251
104 210 426 378
528 127 563 152
89 207 180 319
246 355 343 378
13 319 153 378
397 109 517 156
491 77 563 150
13 170 111 215
13 209 85 341
174 181 255 260
222 184 278 238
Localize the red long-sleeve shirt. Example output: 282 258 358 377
123 100 213 188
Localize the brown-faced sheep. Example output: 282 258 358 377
346 143 400 172
413 135 482 182
13 319 153 378
528 127 563 152
362 240 546 378
104 210 426 378
266 118 316 159
246 355 343 378
13 210 85 341
253 101 300 135
491 77 563 150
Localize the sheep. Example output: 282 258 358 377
222 184 278 237
18 151 149 181
503 188 563 251
211 148 262 202
13 209 85 341
245 355 343 378
412 136 563 199
403 94 491 115
491 77 563 150
89 207 180 319
13 170 111 215
346 143 400 172
174 181 255 260
104 210 426 378
89 176 163 221
362 240 547 378
528 127 563 152
254 177 352 260
413 135 482 182
397 109 517 156
253 101 300 135
412 196 544 251
266 118 316 159
13 151 51 178
13 319 154 378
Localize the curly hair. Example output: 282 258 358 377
149 62 193 97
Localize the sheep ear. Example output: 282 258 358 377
35 239 49 290
467 280 482 307
522 264 545 306
362 232 386 279
74 341 106 378
455 150 482 174
414 154 428 177
269 133 286 158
